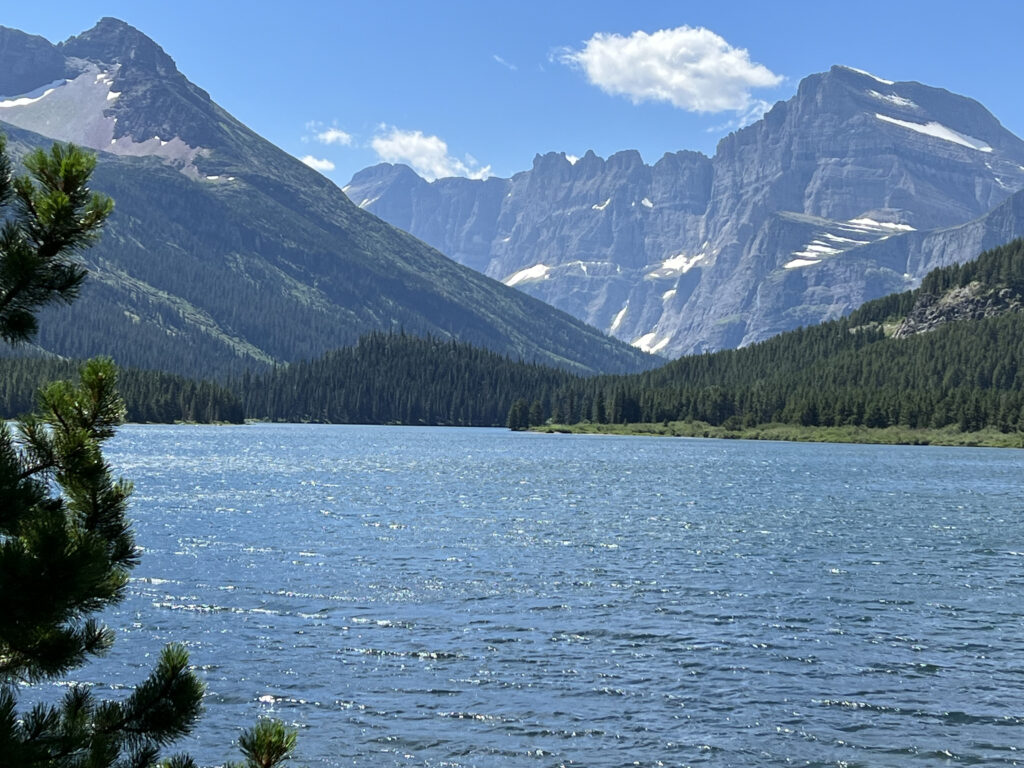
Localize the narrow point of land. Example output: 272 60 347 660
535 421 1024 449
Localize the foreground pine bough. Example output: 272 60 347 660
0 136 299 766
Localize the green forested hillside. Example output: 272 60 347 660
0 116 653 379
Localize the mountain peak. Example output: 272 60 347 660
349 162 425 186
60 17 178 78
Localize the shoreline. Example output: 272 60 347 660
534 421 1024 449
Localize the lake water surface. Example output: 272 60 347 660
54 425 1024 766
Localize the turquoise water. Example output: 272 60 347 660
62 425 1024 765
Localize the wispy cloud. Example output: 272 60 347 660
560 26 782 114
300 155 336 172
493 54 517 71
706 99 775 133
371 126 491 181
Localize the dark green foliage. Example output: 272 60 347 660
225 719 298 768
917 239 1024 297
0 137 208 767
0 354 244 423
0 643 203 768
243 332 576 427
24 237 1017 438
528 399 545 428
0 359 133 684
507 398 529 431
0 137 112 344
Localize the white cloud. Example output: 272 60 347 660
561 26 782 114
300 155 335 172
493 54 517 71
371 127 491 181
316 127 352 146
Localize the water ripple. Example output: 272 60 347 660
51 424 1024 767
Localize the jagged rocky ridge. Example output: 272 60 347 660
346 65 1024 357
0 19 653 376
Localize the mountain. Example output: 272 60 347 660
0 19 653 376
345 65 1024 356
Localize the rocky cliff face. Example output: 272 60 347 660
346 65 1024 356
0 27 69 97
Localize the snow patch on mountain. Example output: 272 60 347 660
791 242 841 259
0 78 68 106
783 258 822 270
821 232 870 245
846 217 916 232
843 66 894 85
108 134 205 177
875 113 993 153
647 251 705 278
632 331 670 354
610 303 628 332
504 263 551 286
786 240 840 269
867 90 917 109
786 216 914 270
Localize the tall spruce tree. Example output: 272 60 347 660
0 139 298 766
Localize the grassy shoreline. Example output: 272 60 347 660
534 421 1024 448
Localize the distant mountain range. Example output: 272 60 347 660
0 19 652 376
345 65 1024 356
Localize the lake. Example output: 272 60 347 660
49 424 1024 766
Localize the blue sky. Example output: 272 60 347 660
5 1 1024 185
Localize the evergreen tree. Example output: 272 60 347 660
528 399 545 427
0 138 295 766
507 398 529 431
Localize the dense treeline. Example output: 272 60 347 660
544 312 1024 431
0 355 244 423
239 332 576 426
